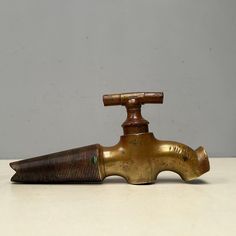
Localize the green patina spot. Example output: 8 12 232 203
91 155 98 165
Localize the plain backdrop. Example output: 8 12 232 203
0 0 236 158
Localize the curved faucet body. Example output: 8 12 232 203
10 92 210 184
101 132 209 184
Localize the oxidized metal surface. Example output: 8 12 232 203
10 92 210 184
10 144 102 183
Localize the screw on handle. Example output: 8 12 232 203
103 92 164 135
103 92 164 106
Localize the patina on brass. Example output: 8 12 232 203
10 92 210 184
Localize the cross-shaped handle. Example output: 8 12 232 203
103 92 164 135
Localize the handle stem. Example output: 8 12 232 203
103 92 164 135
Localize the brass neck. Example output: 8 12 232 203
122 99 149 135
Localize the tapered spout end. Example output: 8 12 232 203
9 162 15 170
9 161 27 182
9 145 103 183
10 173 20 182
195 146 210 176
9 161 21 182
9 161 18 171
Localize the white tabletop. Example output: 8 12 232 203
0 158 235 236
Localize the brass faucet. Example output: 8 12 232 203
10 92 210 184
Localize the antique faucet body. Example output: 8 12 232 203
10 92 210 184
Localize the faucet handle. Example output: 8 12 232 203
103 92 164 106
103 92 164 135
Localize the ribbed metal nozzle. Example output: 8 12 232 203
10 144 102 183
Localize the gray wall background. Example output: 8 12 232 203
0 0 236 159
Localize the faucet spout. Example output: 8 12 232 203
153 141 210 181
